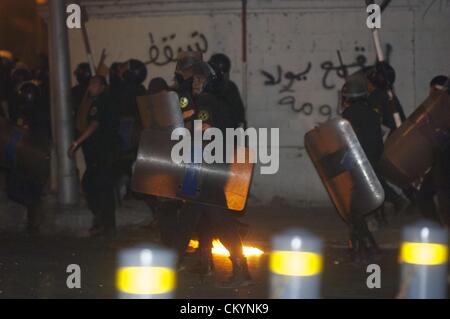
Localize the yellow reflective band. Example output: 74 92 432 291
270 251 323 277
400 242 448 265
179 97 189 108
116 267 175 295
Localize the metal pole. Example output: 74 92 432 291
48 0 79 205
241 0 248 128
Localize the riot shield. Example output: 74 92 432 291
131 128 254 212
136 91 184 129
0 117 50 184
380 90 450 188
305 118 384 222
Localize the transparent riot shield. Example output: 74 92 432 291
137 91 184 130
131 128 254 212
380 90 450 188
305 118 384 222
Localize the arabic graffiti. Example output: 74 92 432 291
279 96 333 120
320 52 367 90
261 63 312 93
260 46 375 120
146 31 209 66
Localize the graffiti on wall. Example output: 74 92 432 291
260 46 379 121
146 31 209 66
259 43 394 156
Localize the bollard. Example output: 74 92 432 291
116 245 177 299
270 228 323 299
398 221 448 299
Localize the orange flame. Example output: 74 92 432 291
188 239 264 257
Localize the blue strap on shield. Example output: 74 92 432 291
180 143 202 198
4 129 24 169
340 149 357 171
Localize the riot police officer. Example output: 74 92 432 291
117 59 147 200
175 61 252 288
411 75 450 224
143 76 181 247
341 74 382 260
5 81 48 234
364 62 407 214
431 76 450 226
68 75 120 237
208 53 246 128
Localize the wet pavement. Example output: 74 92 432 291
0 198 448 299
0 232 400 299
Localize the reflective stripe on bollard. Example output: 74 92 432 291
270 228 323 299
398 221 448 299
117 245 176 299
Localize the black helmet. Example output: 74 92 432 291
11 67 32 87
148 77 169 95
176 51 203 72
74 63 92 86
124 59 147 84
430 75 449 91
17 81 41 105
342 74 368 99
192 61 218 93
367 61 396 89
208 53 231 76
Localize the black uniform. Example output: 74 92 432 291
81 90 120 234
71 83 88 118
368 88 406 131
217 80 246 128
343 100 383 166
172 90 221 259
176 90 249 283
434 140 450 225
412 130 450 224
116 83 146 199
5 89 49 233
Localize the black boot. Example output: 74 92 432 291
219 257 252 288
374 205 388 227
349 218 381 263
189 247 215 276
393 196 408 214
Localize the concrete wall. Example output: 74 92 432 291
65 0 450 207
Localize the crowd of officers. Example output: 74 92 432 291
0 50 250 288
1 48 449 284
340 63 450 260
